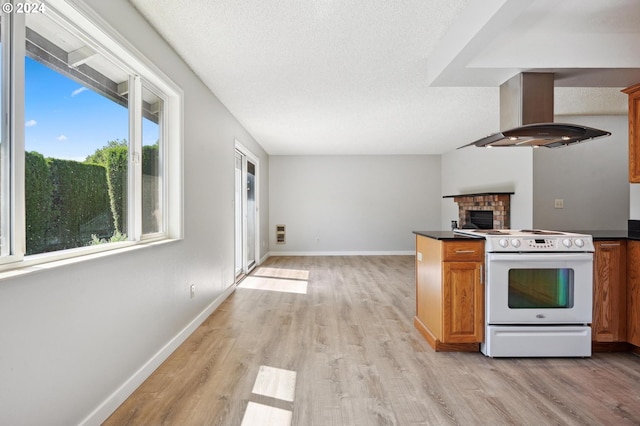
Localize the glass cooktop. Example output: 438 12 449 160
455 229 568 237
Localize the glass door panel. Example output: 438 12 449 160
508 268 575 308
246 160 256 269
234 151 243 277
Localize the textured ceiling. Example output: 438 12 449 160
129 0 640 155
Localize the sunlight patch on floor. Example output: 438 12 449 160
240 402 292 426
238 276 308 294
252 365 297 402
252 267 310 280
241 365 297 426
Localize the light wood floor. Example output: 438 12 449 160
105 256 640 425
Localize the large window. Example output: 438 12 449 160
0 1 181 268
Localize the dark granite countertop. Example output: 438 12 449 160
413 229 640 241
568 230 632 240
412 230 483 241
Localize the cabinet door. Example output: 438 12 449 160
442 261 484 343
628 241 640 347
592 241 627 342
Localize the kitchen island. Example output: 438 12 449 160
413 231 484 352
413 229 640 355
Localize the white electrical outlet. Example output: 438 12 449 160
554 199 564 209
190 284 196 298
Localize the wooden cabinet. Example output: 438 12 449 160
414 235 484 351
628 240 640 347
442 260 484 343
623 84 640 183
592 240 627 344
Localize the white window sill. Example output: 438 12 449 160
0 238 181 282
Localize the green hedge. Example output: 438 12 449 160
142 144 158 175
142 144 159 233
25 153 113 254
102 144 159 234
24 142 156 254
104 146 128 235
46 158 113 251
25 151 53 254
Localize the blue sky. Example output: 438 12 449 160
25 57 157 161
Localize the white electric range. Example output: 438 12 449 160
454 228 594 357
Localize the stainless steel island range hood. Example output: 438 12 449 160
459 72 611 149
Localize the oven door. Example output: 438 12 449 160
485 252 593 324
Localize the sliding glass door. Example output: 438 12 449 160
234 145 258 280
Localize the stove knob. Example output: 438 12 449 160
575 238 585 248
562 238 573 248
511 239 521 248
499 238 509 248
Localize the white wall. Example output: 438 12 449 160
632 184 640 220
533 115 629 230
440 148 534 230
269 155 441 254
0 1 269 424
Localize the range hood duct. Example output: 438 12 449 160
460 72 611 149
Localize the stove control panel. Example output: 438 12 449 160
453 229 595 252
487 236 594 252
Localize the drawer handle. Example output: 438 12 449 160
600 243 620 247
455 250 476 254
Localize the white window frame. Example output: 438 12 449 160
0 14 10 258
0 0 183 272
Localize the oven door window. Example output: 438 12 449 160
508 268 574 309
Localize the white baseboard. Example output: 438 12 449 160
80 284 236 426
268 250 414 256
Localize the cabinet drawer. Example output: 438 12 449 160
443 241 484 261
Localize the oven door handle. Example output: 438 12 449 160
487 252 593 262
